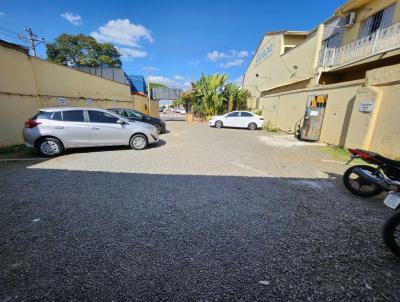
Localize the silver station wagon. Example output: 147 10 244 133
23 107 159 157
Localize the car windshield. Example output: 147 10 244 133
125 110 144 118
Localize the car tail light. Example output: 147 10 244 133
25 119 41 128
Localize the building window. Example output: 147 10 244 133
359 4 396 38
322 33 343 48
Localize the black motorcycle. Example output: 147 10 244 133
343 148 400 257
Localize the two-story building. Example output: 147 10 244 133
244 0 400 159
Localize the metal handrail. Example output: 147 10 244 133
320 21 400 68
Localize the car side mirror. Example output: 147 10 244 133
117 119 125 124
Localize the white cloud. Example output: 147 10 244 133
189 60 201 67
61 12 82 26
116 47 147 58
206 50 248 62
149 75 191 90
149 76 172 86
91 19 153 47
219 59 244 68
142 66 160 72
174 75 184 81
91 19 152 60
232 76 244 84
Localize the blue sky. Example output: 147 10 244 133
0 0 344 89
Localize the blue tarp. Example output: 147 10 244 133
128 75 147 94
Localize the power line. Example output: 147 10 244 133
17 27 44 57
0 25 19 36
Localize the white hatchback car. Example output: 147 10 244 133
23 107 159 157
209 111 264 130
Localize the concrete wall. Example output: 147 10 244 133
262 63 400 158
346 64 400 158
262 80 363 145
0 42 156 147
133 97 160 118
31 58 133 102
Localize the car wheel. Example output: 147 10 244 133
248 122 257 131
37 137 63 157
154 124 162 134
215 120 223 128
130 134 148 150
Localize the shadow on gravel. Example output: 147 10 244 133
1 164 399 301
60 139 167 155
210 126 263 131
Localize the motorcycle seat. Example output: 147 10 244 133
355 149 400 167
375 155 400 167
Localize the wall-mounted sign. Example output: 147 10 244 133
56 97 67 106
86 99 94 106
359 102 374 113
255 38 275 65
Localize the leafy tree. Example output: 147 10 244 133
192 73 228 116
46 34 122 67
180 73 250 118
222 83 251 111
149 82 167 90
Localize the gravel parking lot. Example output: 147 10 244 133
1 122 400 301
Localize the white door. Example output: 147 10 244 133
224 112 241 127
54 110 91 148
87 110 131 146
238 112 254 128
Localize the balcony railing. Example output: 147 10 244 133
320 22 400 68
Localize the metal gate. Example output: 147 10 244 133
300 95 327 141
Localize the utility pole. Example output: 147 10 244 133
17 27 44 57
147 66 151 116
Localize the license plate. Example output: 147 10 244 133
384 192 400 209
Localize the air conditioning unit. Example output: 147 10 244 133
343 12 356 27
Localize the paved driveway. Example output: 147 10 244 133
1 122 399 301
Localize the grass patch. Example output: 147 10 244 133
263 126 279 133
263 121 280 133
319 145 364 164
0 144 35 158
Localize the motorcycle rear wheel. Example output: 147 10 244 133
343 165 383 197
382 211 400 257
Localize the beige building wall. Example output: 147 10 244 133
133 96 160 118
0 42 157 147
31 58 133 102
346 64 400 158
338 0 400 45
262 80 363 145
262 63 400 158
243 27 324 109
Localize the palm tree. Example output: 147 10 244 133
222 83 251 111
180 73 250 118
193 73 227 116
